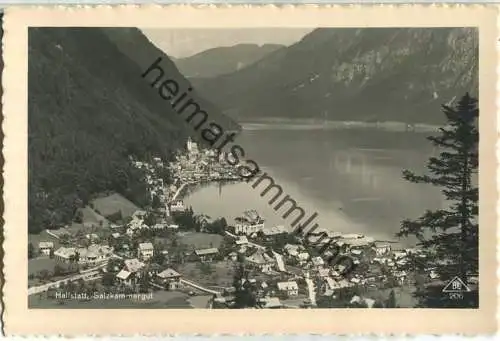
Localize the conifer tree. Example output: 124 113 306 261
232 262 259 308
385 289 397 308
397 93 479 307
28 242 35 259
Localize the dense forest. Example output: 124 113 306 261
28 28 230 234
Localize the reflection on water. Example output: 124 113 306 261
184 126 443 245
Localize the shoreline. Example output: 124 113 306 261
179 179 405 247
171 178 243 203
240 120 440 133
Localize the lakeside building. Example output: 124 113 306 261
234 209 266 235
243 210 262 223
234 221 265 235
261 225 287 238
373 242 392 256
170 200 186 213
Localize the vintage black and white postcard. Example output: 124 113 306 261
2 4 498 335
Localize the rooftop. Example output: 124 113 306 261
277 281 298 291
259 297 282 308
235 236 248 245
158 268 181 279
124 258 145 273
54 247 76 258
262 225 287 236
138 242 154 250
116 269 131 280
246 250 274 264
39 241 54 248
195 248 219 256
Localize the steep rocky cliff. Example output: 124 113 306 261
193 28 478 124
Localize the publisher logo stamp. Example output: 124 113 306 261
442 276 472 300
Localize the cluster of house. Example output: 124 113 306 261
214 221 429 307
113 257 183 291
124 209 179 236
131 156 186 215
51 244 114 265
212 277 301 309
132 157 166 199
169 137 240 185
297 230 425 293
231 210 290 239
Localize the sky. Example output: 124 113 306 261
141 28 314 58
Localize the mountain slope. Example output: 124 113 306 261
193 28 478 124
101 28 239 132
174 43 284 78
28 28 233 233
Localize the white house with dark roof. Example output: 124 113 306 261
38 241 54 256
138 242 154 260
277 281 299 296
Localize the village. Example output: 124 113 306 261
28 137 438 309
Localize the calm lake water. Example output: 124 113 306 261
184 125 444 246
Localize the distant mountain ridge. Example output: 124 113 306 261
192 28 478 124
174 43 284 78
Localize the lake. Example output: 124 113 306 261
184 124 444 246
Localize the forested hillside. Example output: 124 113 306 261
101 28 239 131
28 28 234 234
